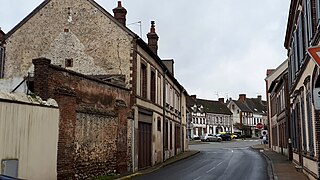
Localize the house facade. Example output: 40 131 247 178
283 0 320 179
227 94 267 137
0 0 187 177
187 95 232 138
266 60 292 159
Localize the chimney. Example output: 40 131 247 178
162 59 174 75
218 98 225 104
190 95 197 99
147 21 159 54
113 1 127 26
239 94 246 103
266 69 275 76
0 27 5 42
257 95 262 101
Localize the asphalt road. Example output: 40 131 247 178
134 139 268 180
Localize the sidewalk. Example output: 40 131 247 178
252 144 309 180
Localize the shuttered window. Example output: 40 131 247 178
297 13 305 66
316 0 320 27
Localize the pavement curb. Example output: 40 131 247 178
251 146 278 180
117 151 200 180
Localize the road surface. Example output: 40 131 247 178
134 139 268 180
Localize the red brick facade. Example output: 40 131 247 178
32 58 131 179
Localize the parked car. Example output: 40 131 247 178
231 133 239 139
0 174 21 180
201 133 222 142
192 135 200 140
216 133 231 141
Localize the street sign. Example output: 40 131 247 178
261 130 268 136
256 123 263 129
307 46 320 67
313 88 320 110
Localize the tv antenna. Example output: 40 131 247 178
127 21 142 38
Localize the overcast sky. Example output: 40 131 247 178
1 0 290 101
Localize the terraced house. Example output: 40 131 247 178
187 95 233 138
0 0 187 178
227 94 267 137
266 60 291 159
284 0 320 179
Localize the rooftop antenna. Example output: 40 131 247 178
127 21 142 38
215 91 219 99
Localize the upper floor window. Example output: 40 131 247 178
151 70 156 103
305 0 313 44
140 63 147 99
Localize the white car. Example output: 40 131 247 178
201 133 222 142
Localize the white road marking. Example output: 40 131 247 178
194 176 202 180
206 161 224 173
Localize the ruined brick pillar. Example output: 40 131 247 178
54 87 77 179
32 58 51 100
115 99 128 172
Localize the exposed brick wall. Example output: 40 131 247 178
54 87 77 180
33 58 131 179
75 113 118 179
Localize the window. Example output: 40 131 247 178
157 117 161 131
300 89 307 152
164 119 168 149
170 122 173 149
151 70 156 103
306 80 314 155
157 73 161 105
140 63 147 99
297 13 305 66
316 0 320 26
65 58 73 67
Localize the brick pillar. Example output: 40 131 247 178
54 87 77 179
115 99 128 172
32 58 51 100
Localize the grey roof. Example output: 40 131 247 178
186 96 232 115
232 98 267 115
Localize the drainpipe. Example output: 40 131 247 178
162 70 167 161
180 89 185 152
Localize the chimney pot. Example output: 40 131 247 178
218 98 225 104
239 94 246 103
113 1 127 26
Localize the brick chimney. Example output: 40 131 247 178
239 94 246 103
190 95 196 99
257 95 262 101
266 69 275 76
147 21 159 54
113 1 127 26
218 98 224 104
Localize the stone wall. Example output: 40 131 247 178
4 0 134 88
33 58 131 179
